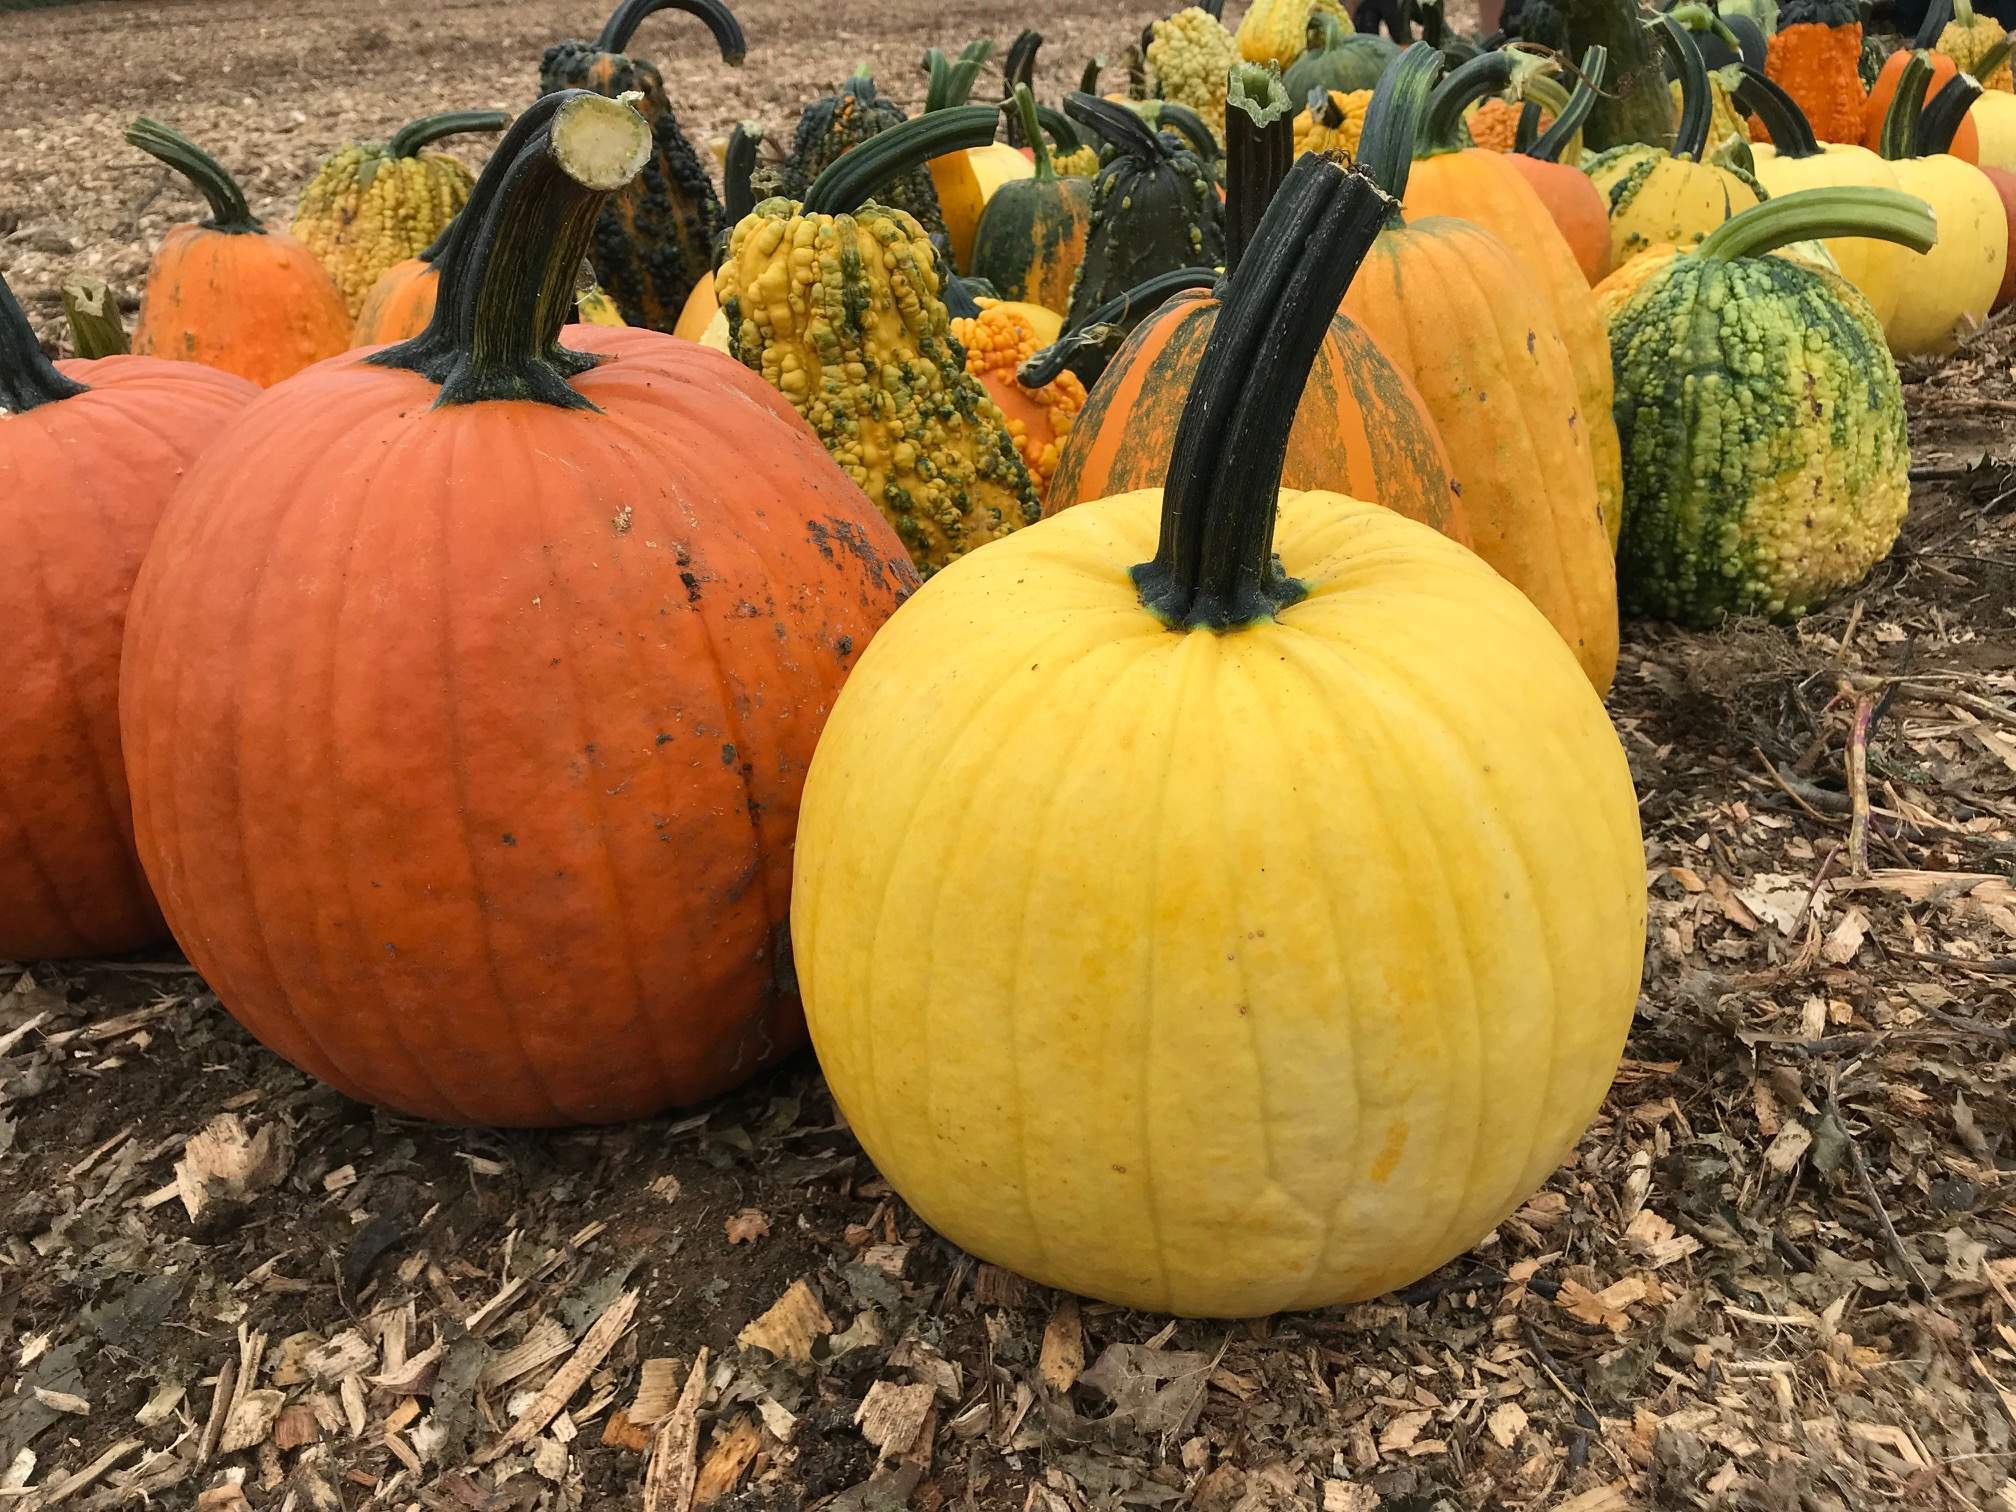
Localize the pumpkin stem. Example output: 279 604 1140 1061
1514 99 1543 151
1063 91 1173 163
722 122 762 222
1723 15 1767 69
1035 103 1086 156
1357 43 1447 210
1666 3 1743 62
125 118 261 235
923 40 997 113
1693 185 1938 260
1525 45 1607 162
388 110 512 159
1977 37 2015 79
1733 64 1822 158
1152 102 1224 165
1132 154 1389 632
1422 50 1543 154
1016 265 1221 386
1080 55 1105 94
801 106 1001 213
593 0 746 64
1917 72 1983 156
61 278 128 360
0 269 87 414
1914 0 1953 49
1880 52 1933 160
1010 85 1057 181
1003 30 1044 145
416 217 458 264
1654 15 1713 162
368 90 650 410
1309 87 1348 130
1224 64 1293 272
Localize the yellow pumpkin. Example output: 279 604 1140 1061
1236 0 1355 66
792 152 1646 1318
922 44 1035 270
1973 90 2016 171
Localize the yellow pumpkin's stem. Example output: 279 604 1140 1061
1131 153 1392 631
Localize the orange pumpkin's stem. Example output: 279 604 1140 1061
368 90 651 409
1358 42 1446 208
1130 153 1392 631
124 117 260 234
0 269 87 414
592 0 746 65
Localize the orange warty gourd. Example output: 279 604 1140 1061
0 271 257 961
1763 0 1867 144
1509 48 1614 284
1401 51 1624 550
119 92 918 1126
1344 47 1619 692
1046 64 1467 545
126 118 351 387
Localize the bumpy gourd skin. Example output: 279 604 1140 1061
1585 143 1765 265
1939 10 2013 92
1762 0 1867 144
1610 254 1908 625
717 201 1041 573
540 42 723 330
760 79 951 250
1066 137 1226 325
1293 90 1372 156
293 146 475 318
950 300 1085 488
1146 8 1240 139
1668 72 1753 150
1235 0 1354 67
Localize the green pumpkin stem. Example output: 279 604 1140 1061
1693 185 1938 260
1224 64 1293 272
1514 100 1543 151
801 106 1001 213
0 269 87 413
1358 43 1447 211
1063 92 1173 163
1655 15 1713 162
1526 45 1607 162
388 110 512 158
593 0 746 64
1016 265 1221 387
1733 63 1822 158
1978 37 2015 79
1035 103 1085 155
1880 53 1933 160
1913 0 1953 51
125 118 261 235
723 122 761 221
1011 86 1057 181
1080 55 1105 94
61 278 128 360
368 90 650 410
924 40 997 112
1133 154 1390 631
1918 73 1984 155
1003 31 1044 145
1421 50 1519 152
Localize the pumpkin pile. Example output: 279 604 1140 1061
17 0 2000 1331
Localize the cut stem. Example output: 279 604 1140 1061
1357 43 1447 207
1 269 87 413
1879 53 1932 161
1692 184 1938 260
1131 154 1392 631
368 90 650 409
1526 45 1607 161
802 106 1001 213
1917 73 1982 157
1655 14 1713 162
593 0 746 64
1064 91 1171 163
125 117 260 234
388 110 511 158
1224 64 1293 272
61 278 128 359
1733 63 1822 158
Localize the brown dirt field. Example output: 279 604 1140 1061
7 2 2016 1510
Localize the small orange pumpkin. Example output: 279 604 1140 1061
1 270 258 960
352 223 451 345
120 92 918 1126
126 118 351 387
1507 48 1613 284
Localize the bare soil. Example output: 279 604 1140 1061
7 2 2016 1510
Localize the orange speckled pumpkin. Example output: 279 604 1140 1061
0 270 258 961
1348 49 1618 692
126 118 351 387
119 93 917 1126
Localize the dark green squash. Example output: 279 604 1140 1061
972 86 1096 312
1061 93 1226 330
756 72 952 252
537 0 746 332
1282 13 1401 97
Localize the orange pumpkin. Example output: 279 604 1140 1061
126 118 351 387
352 224 450 345
0 271 258 960
1864 46 1980 161
1347 47 1618 693
1509 48 1613 284
1405 51 1624 548
1982 163 2016 306
119 92 917 1126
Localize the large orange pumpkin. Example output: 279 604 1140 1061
1402 52 1625 549
1048 64 1468 544
126 118 351 387
1346 47 1618 693
1 271 258 961
119 92 918 1126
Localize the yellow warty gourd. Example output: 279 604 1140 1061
1294 89 1373 156
1147 7 1240 138
1236 0 1354 67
